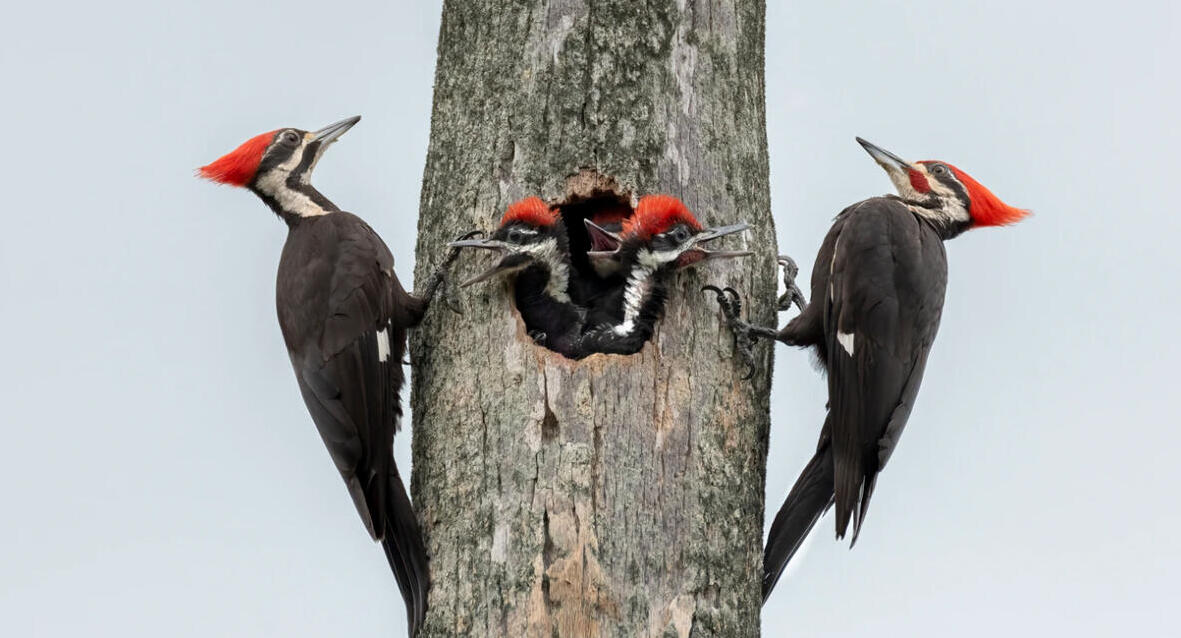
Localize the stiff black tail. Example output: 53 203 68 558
381 472 429 637
762 445 834 601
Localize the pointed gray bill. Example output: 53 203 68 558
312 115 361 144
856 137 910 172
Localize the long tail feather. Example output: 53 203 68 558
381 472 429 637
762 446 835 601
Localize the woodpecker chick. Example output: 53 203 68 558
584 216 625 278
579 194 751 355
198 116 458 637
451 197 587 359
706 137 1029 601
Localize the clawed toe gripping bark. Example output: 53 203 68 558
776 255 806 313
421 230 485 315
703 285 776 380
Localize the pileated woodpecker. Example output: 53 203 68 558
450 197 587 359
708 138 1029 601
198 116 459 636
583 217 624 279
579 194 750 355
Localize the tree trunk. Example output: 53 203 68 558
410 1 776 636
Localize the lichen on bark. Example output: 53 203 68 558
410 1 777 636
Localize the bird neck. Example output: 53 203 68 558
611 247 671 337
252 175 340 226
897 195 970 240
516 253 572 305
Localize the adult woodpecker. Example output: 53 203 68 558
450 197 587 359
707 138 1029 601
198 116 459 636
579 194 750 355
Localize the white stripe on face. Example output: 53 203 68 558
254 139 330 217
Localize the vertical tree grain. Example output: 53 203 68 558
410 2 778 635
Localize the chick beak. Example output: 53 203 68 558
448 238 532 287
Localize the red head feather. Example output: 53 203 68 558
945 164 1030 227
622 194 701 240
500 197 558 228
198 130 278 187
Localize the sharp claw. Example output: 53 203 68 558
777 254 799 276
702 285 726 302
722 288 743 317
444 229 485 265
445 293 463 315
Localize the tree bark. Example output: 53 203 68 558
410 1 777 636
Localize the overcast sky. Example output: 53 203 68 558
2 1 1178 636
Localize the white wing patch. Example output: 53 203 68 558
837 331 855 355
376 327 391 362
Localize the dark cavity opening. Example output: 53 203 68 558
558 191 633 282
504 170 662 360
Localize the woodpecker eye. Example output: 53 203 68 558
283 130 300 144
507 229 523 243
931 164 947 176
673 227 690 242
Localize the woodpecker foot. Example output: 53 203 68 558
703 285 776 380
446 230 485 263
776 255 806 313
426 230 484 314
528 330 548 346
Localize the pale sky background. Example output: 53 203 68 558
2 1 1178 636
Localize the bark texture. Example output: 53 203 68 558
410 2 777 636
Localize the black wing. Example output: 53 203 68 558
280 213 427 635
824 199 947 542
777 204 854 351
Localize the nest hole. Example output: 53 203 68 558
558 191 633 282
507 171 659 360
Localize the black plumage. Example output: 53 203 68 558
278 212 431 633
450 201 588 359
761 196 947 597
712 138 1026 602
200 117 443 636
504 220 587 358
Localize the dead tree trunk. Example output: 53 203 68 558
410 1 777 636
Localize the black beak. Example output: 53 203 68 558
679 222 753 267
693 222 750 245
448 237 531 287
696 222 754 259
856 137 910 173
312 115 361 145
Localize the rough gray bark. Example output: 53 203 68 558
410 1 777 636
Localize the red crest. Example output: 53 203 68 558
946 164 1030 226
198 130 277 187
622 195 701 239
500 197 558 228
